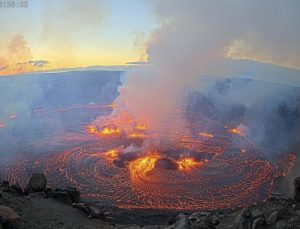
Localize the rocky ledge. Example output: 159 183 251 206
0 174 300 229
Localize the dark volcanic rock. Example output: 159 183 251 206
252 217 265 229
168 213 187 229
1 181 9 187
62 187 80 203
268 207 286 225
274 219 289 228
268 211 279 225
235 208 252 229
2 187 19 195
0 205 21 225
56 187 80 203
28 173 47 192
43 187 52 199
250 209 264 220
10 183 23 194
51 187 80 204
51 191 73 204
290 215 300 226
187 211 219 228
294 176 300 201
155 158 178 170
72 203 90 213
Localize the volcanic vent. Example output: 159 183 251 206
2 104 295 211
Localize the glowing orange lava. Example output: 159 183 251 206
198 132 214 138
2 103 296 211
129 154 160 180
103 149 119 161
100 127 121 135
85 125 121 137
85 125 98 134
176 157 203 171
134 122 149 131
228 128 243 135
127 133 150 139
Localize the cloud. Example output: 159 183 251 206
0 34 51 76
28 60 50 68
0 34 34 76
126 61 149 65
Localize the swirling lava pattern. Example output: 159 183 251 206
1 104 296 211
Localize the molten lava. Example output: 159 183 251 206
85 125 121 137
103 149 119 161
129 154 160 180
176 157 203 171
198 132 214 138
228 127 243 135
100 127 121 135
134 122 149 131
127 133 150 139
1 103 296 211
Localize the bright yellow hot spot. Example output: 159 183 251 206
134 122 149 131
128 133 150 139
129 154 160 180
85 125 98 134
103 149 119 161
85 125 121 137
198 132 214 138
176 158 202 171
229 128 242 135
100 127 121 135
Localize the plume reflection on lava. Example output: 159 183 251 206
0 103 296 211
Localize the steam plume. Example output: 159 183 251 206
114 0 300 135
0 34 34 75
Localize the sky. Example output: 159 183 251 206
0 0 300 76
0 0 156 75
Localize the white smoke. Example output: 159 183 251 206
113 0 300 136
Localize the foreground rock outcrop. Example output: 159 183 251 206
295 177 300 201
0 205 21 226
28 173 47 192
51 187 81 204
